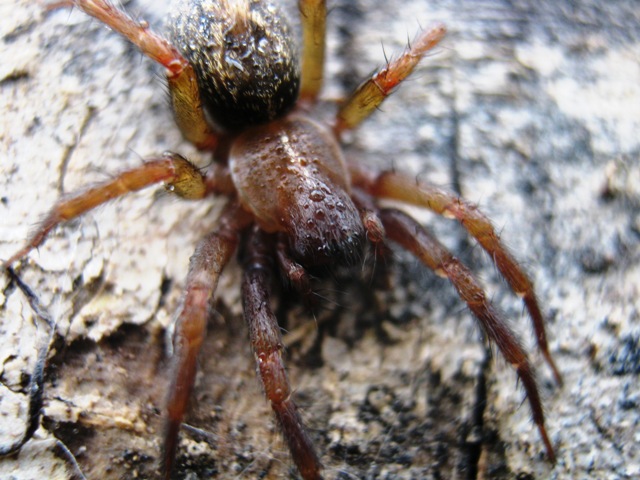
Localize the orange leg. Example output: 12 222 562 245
162 202 251 479
379 208 556 462
4 153 206 267
242 228 322 480
49 0 217 149
334 23 446 134
298 0 327 104
351 166 562 384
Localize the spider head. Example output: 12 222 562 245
170 0 300 131
284 187 366 267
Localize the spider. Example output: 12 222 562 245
3 0 562 478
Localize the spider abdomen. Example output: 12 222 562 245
230 116 365 265
169 0 300 131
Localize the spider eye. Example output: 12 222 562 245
170 0 300 131
289 223 366 267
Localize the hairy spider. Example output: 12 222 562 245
3 0 562 478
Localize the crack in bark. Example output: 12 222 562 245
461 347 492 480
58 106 96 195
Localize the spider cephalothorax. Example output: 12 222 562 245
230 116 365 265
3 1 561 479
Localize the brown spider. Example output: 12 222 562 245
3 0 562 478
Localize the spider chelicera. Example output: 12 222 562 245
3 0 562 478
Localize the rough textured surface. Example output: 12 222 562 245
1 0 639 479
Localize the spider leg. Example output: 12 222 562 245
351 166 562 385
352 188 387 247
242 228 322 480
3 153 207 267
49 0 216 148
162 201 251 478
276 233 313 304
298 0 327 104
334 23 446 134
379 208 556 462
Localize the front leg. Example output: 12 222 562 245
242 228 322 480
379 208 556 462
162 201 251 478
351 165 562 385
